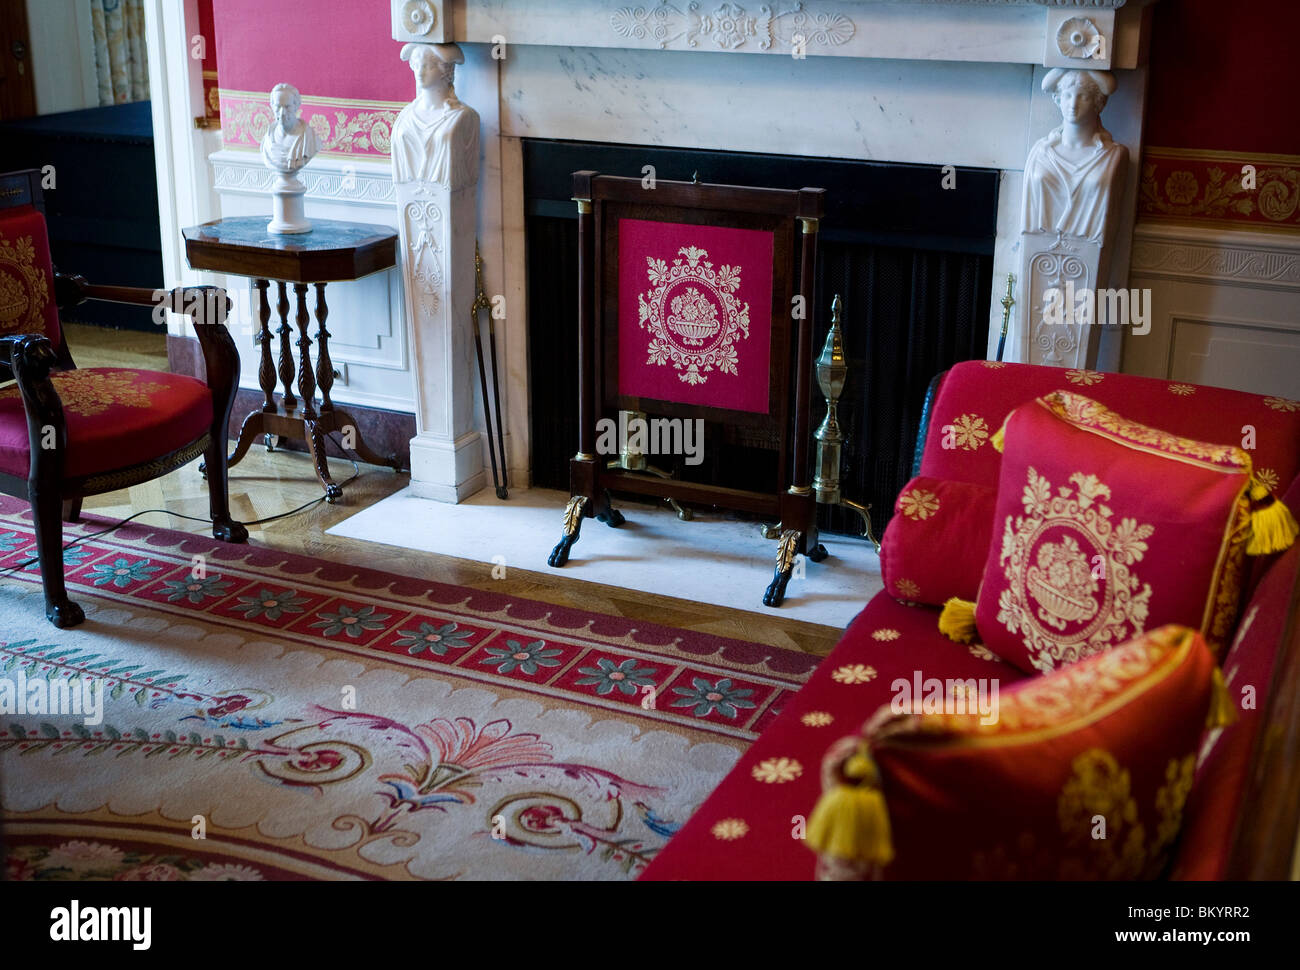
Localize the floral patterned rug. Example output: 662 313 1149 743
0 496 819 880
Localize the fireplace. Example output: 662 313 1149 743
330 0 1157 507
523 139 997 536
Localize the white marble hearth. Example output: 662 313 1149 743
327 487 882 627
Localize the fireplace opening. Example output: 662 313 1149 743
524 139 997 538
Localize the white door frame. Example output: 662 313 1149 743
142 0 220 339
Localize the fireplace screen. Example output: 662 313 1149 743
525 140 997 539
617 218 774 414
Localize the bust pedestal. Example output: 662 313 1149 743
268 173 310 234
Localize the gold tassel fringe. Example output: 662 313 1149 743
938 597 978 644
1206 667 1238 729
806 744 894 867
1245 494 1298 556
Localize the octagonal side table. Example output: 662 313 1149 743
183 216 402 502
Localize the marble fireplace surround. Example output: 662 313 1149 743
384 0 1158 499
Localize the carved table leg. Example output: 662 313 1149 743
548 495 588 567
295 283 316 418
763 529 802 607
255 279 275 411
305 419 343 503
226 410 268 471
276 281 296 411
331 407 402 472
314 282 335 414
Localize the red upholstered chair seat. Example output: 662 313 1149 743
0 367 213 479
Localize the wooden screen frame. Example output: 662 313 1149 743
569 170 825 540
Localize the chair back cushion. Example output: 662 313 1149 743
0 203 62 349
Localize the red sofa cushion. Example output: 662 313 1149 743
0 203 63 349
811 625 1218 880
880 476 995 605
969 391 1254 673
919 362 1300 503
0 368 212 479
640 593 1026 880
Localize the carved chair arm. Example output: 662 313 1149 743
55 272 233 325
0 334 68 475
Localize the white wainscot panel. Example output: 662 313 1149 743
1124 223 1300 400
1167 316 1300 400
208 150 414 413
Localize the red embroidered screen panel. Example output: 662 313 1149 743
617 218 774 414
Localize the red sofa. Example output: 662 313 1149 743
642 361 1300 880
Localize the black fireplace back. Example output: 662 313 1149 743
523 139 997 538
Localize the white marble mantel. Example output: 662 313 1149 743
392 0 1158 498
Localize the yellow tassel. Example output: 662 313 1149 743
1248 474 1271 503
806 747 894 866
938 597 978 644
991 424 1005 453
1206 667 1238 729
1246 497 1299 556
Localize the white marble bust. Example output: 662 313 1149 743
261 83 320 176
392 43 480 190
1021 68 1128 244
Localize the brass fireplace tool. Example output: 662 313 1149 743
605 410 692 522
762 293 880 552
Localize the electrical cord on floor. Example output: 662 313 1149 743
0 432 363 577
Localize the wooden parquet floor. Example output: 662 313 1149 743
61 325 844 658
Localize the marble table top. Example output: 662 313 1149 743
183 216 397 282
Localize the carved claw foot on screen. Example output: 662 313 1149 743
549 495 589 567
596 489 624 528
763 529 802 607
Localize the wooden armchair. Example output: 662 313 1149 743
0 169 246 628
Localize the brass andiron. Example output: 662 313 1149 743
762 294 880 552
996 272 1015 362
815 294 880 551
606 409 692 522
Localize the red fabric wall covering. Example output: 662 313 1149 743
1139 0 1299 232
197 0 220 125
211 0 410 158
1144 0 1297 157
212 0 408 102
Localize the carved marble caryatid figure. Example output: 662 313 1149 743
1022 69 1128 245
391 40 486 502
1018 68 1129 368
392 43 479 190
261 83 320 233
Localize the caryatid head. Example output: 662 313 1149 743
1043 68 1116 125
401 42 463 103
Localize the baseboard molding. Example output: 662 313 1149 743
167 334 415 468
